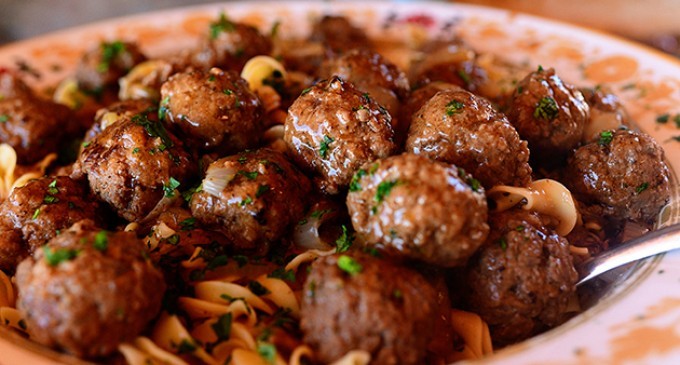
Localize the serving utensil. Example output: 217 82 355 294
576 222 680 286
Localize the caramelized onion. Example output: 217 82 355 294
202 164 238 197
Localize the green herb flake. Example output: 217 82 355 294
270 20 281 38
533 96 559 120
32 208 41 220
248 281 271 296
166 234 180 245
93 230 109 251
180 217 196 230
674 115 680 128
636 182 649 194
457 69 471 85
238 170 259 180
163 177 181 197
300 87 312 96
656 114 670 124
97 41 126 73
182 184 202 203
43 195 59 204
268 268 296 281
393 289 403 299
238 156 248 164
337 255 363 275
335 225 354 253
223 89 233 95
498 237 508 251
445 100 464 116
208 75 216 82
43 246 79 266
211 313 232 342
241 196 253 206
132 147 140 154
375 180 399 204
349 169 367 192
319 135 334 159
515 225 525 232
209 13 235 39
257 342 277 363
206 255 229 271
176 339 197 354
256 184 271 198
233 255 249 267
537 65 544 72
82 141 91 148
467 177 481 192
131 111 174 149
598 130 614 146
158 96 171 120
0 114 8 123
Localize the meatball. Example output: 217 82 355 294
563 129 671 224
160 68 264 154
75 41 146 93
301 253 438 364
410 42 487 92
346 154 489 267
0 95 73 164
72 113 195 222
190 148 312 252
0 176 101 271
201 14 272 71
0 69 33 99
15 220 165 358
406 88 532 188
84 99 156 143
580 86 630 142
284 77 397 194
507 67 589 164
310 15 371 56
464 209 578 346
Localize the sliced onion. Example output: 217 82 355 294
293 216 333 251
139 194 181 226
202 164 238 197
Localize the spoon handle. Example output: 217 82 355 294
576 223 680 286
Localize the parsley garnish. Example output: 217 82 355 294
241 196 253 206
467 177 481 192
256 184 271 198
375 180 399 203
498 237 508 251
211 313 232 342
209 13 235 39
98 41 126 72
534 96 559 120
166 234 180 245
32 208 41 220
335 225 354 253
0 114 8 123
457 69 471 85
47 179 58 194
537 65 544 72
43 246 79 266
248 281 271 296
270 20 281 38
163 177 181 197
515 225 525 232
238 170 259 180
319 135 334 159
257 342 277 363
674 115 680 128
238 156 248 164
268 268 296 281
131 111 174 149
93 230 108 251
445 100 464 116
393 289 403 299
337 255 362 275
158 96 170 121
636 182 649 194
300 87 312 96
176 339 197 354
180 217 196 230
598 130 614 146
182 184 202 202
310 209 331 219
656 114 670 124
349 169 367 192
43 195 59 204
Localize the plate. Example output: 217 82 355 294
1 1 679 364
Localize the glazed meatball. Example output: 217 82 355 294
563 129 671 224
410 41 487 92
0 95 73 164
406 88 532 188
201 14 272 71
301 253 438 364
75 41 146 93
507 67 589 164
0 69 33 99
15 221 165 358
160 68 264 154
0 176 101 271
580 86 630 142
72 113 195 222
346 154 489 267
284 77 397 194
310 15 371 56
84 99 155 143
190 148 312 252
464 209 578 346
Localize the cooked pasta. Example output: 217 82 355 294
0 144 56 201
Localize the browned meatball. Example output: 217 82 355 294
201 14 272 71
160 68 264 154
190 148 312 253
310 15 371 56
406 88 532 188
15 220 165 358
507 67 589 164
563 129 670 224
0 95 73 164
346 154 489 267
72 113 195 222
0 69 33 99
410 41 487 92
301 253 438 365
75 41 146 93
284 77 397 194
84 99 156 143
0 176 101 271
464 209 578 346
400 82 459 146
580 86 630 142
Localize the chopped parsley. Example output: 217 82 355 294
445 100 464 116
97 41 126 72
93 230 109 251
223 89 233 95
248 281 271 296
158 96 170 121
337 255 362 275
319 135 334 159
515 225 525 232
132 147 140 154
636 182 649 194
268 268 296 281
233 255 249 267
374 179 399 203
467 177 481 192
43 246 79 266
238 170 259 180
256 184 271 198
166 234 180 245
176 339 197 354
238 156 248 164
180 217 196 230
257 342 277 363
47 179 58 194
182 184 202 202
537 65 544 72
457 69 471 85
656 114 670 124
392 289 403 299
349 169 367 192
362 92 371 103
131 111 174 149
533 96 559 120
32 208 41 220
0 114 8 123
674 115 680 128
300 87 312 96
211 313 232 342
270 20 281 38
43 195 59 204
498 237 508 251
241 196 253 206
209 13 235 39
335 225 354 253
598 130 614 146
163 177 181 197
310 209 331 219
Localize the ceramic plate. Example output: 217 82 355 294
0 1 679 364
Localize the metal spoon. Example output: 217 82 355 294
576 222 680 286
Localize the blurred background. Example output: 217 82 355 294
0 0 679 56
